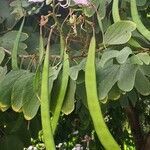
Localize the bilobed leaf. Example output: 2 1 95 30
0 31 28 52
0 0 9 23
99 47 132 67
135 70 150 95
99 50 119 67
0 0 17 29
98 64 120 100
104 21 136 45
10 0 25 20
11 72 34 112
70 59 86 80
0 47 5 64
117 62 138 91
23 95 40 120
62 79 76 115
0 70 27 110
116 47 132 64
22 75 40 120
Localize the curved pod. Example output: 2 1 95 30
85 35 121 150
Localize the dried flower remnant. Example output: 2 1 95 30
40 15 49 26
73 0 90 5
28 0 44 3
58 0 90 8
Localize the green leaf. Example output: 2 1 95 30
11 72 34 112
104 21 136 45
139 65 150 77
99 47 132 67
83 0 100 17
0 0 11 23
99 50 119 67
97 0 108 19
0 47 5 64
62 79 76 115
22 75 40 120
0 0 17 29
98 64 120 100
108 84 121 100
70 65 80 81
0 31 28 52
0 66 7 81
130 55 143 65
48 64 62 92
116 47 132 64
136 53 150 65
117 62 138 91
10 0 26 20
50 65 62 81
135 70 150 96
128 38 145 49
0 70 27 110
70 59 86 80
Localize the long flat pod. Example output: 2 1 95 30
85 35 121 150
51 35 69 133
112 0 120 22
40 34 56 149
130 0 150 41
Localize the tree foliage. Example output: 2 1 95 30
0 0 150 150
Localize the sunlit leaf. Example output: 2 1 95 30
116 47 132 64
104 21 136 45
